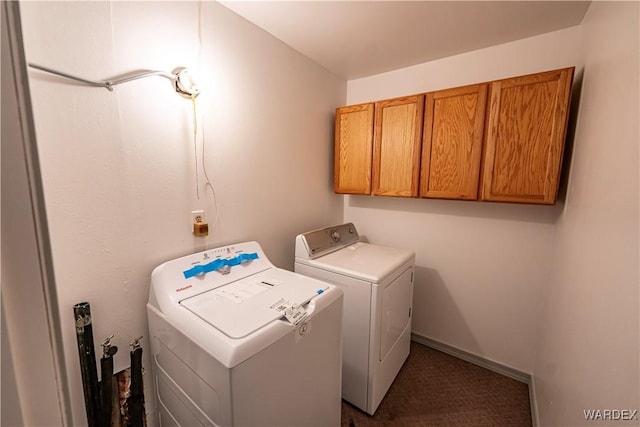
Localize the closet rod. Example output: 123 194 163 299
28 63 178 92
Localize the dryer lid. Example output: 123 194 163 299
301 242 414 283
180 268 327 339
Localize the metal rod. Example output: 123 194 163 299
73 302 102 427
128 337 144 427
28 63 178 92
100 335 117 427
30 63 113 91
109 70 176 86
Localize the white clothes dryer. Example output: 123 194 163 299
147 241 343 427
294 223 414 415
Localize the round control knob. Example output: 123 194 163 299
331 231 341 242
217 264 231 274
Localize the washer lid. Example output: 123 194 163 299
180 268 327 339
303 242 414 283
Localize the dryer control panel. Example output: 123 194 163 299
296 222 360 259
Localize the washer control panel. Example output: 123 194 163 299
150 241 274 311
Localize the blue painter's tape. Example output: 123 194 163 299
316 289 324 294
182 259 223 279
183 264 204 279
229 252 259 266
183 252 259 279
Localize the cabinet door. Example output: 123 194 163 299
481 68 574 204
372 95 424 197
420 84 487 200
334 103 374 194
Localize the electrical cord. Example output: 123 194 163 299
192 95 200 200
191 93 220 235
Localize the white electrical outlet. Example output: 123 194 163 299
191 210 205 227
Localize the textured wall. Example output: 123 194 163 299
534 2 640 425
345 26 583 373
19 2 345 424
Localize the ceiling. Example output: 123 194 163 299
219 1 591 80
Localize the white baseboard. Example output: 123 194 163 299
410 332 538 426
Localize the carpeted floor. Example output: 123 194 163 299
341 341 532 427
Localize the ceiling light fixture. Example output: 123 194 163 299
174 68 200 98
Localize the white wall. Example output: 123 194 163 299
0 305 23 426
345 26 584 373
19 1 345 425
1 2 67 423
533 2 639 426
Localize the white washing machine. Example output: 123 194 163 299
294 223 414 415
147 241 343 427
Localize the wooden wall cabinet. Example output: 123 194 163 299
333 67 574 205
372 95 425 197
334 103 374 194
420 84 487 200
480 68 574 204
